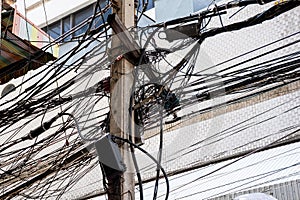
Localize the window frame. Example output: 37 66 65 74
42 2 109 42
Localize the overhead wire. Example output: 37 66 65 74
157 127 300 198
112 135 170 200
1 0 300 198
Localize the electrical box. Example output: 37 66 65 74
95 135 126 172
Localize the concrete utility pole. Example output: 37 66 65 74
107 0 136 200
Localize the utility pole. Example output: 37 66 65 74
106 0 136 200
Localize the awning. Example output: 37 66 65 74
0 2 57 84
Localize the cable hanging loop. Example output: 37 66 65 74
59 112 107 142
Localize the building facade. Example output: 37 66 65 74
0 0 299 199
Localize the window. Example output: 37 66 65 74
62 16 71 41
93 1 112 30
73 5 94 37
137 0 154 12
47 21 61 40
43 2 111 42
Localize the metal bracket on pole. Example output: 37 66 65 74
107 13 161 84
108 13 142 66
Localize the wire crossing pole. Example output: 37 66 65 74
107 0 136 200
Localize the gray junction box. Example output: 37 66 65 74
95 135 126 172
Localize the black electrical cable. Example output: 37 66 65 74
8 18 110 106
112 135 170 200
127 78 144 200
0 8 113 200
0 31 101 107
185 50 300 83
197 0 300 42
143 73 300 133
137 0 148 24
130 145 144 200
177 163 300 199
1 1 299 198
158 127 300 198
166 116 300 168
144 144 300 195
182 59 300 97
0 38 109 130
152 105 164 200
